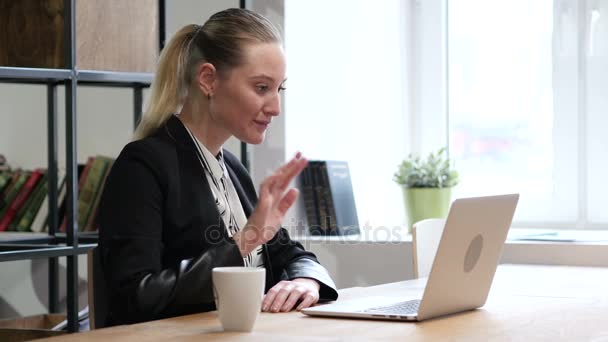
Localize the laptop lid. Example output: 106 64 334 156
417 194 519 320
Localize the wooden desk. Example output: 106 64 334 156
39 264 608 341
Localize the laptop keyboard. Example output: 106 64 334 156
362 299 421 315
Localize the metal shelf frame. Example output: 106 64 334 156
0 0 165 332
0 244 97 263
0 67 71 83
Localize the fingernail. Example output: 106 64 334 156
262 305 267 312
295 151 302 159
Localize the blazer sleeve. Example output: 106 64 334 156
98 142 243 325
266 228 339 302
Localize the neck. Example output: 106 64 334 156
178 96 230 156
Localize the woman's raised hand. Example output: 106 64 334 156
233 152 307 256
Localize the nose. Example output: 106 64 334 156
263 92 281 117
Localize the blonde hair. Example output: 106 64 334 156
134 8 281 140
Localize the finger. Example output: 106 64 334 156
262 155 306 196
262 284 282 312
269 284 294 313
281 158 308 189
275 157 307 191
296 293 319 311
256 179 275 205
276 152 302 174
277 188 299 215
280 287 306 312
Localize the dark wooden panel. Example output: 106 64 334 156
0 0 65 68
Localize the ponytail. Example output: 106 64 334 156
133 24 198 140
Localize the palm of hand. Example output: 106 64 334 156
245 153 307 246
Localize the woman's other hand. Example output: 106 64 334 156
233 152 307 256
262 278 320 312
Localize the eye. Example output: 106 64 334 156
256 84 269 94
278 86 287 93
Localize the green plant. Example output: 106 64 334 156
393 148 459 188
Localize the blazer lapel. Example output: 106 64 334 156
225 159 277 290
225 165 254 217
163 115 229 243
164 115 275 288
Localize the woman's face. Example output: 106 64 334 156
209 42 286 145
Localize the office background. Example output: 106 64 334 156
1 0 607 319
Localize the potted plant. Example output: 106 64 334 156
393 148 459 233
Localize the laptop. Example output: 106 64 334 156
302 194 519 321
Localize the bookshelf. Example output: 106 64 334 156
0 0 165 332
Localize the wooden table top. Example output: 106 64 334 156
38 264 608 341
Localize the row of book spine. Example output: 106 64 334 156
301 161 338 234
0 155 114 233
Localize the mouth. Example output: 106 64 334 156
253 120 270 129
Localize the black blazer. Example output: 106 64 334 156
98 115 338 326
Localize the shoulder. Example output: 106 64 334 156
118 133 176 167
109 132 179 186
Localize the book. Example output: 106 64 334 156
311 161 329 234
10 170 46 231
59 157 94 232
0 171 22 213
300 165 320 230
0 169 43 231
0 171 12 194
301 161 359 236
322 161 359 235
318 162 338 231
35 170 67 233
77 156 111 232
31 193 50 233
16 171 49 232
84 158 114 232
0 171 29 230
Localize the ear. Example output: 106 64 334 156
196 62 217 97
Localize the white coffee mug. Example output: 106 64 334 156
212 267 266 332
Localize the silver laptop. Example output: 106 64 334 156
302 194 519 321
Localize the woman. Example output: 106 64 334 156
97 8 338 326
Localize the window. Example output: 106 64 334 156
446 0 608 228
283 0 410 231
279 0 607 232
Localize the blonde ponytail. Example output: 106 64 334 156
133 24 199 140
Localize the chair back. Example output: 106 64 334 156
87 247 108 329
412 218 446 279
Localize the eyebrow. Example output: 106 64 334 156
249 74 287 84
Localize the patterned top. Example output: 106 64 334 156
184 126 264 268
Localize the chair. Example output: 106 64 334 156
411 218 446 279
87 247 108 329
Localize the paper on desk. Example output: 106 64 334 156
508 230 608 243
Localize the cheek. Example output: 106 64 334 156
229 91 263 121
213 84 264 136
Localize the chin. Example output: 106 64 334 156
242 133 266 145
